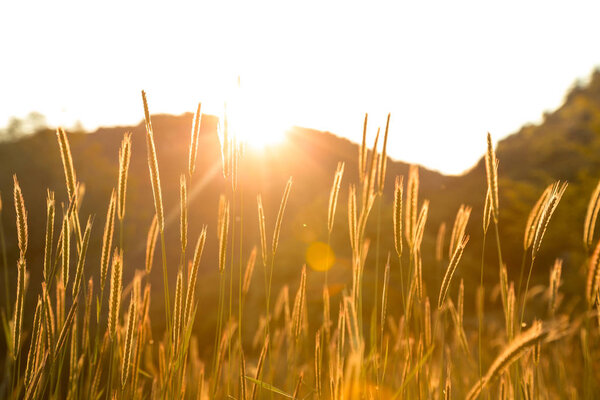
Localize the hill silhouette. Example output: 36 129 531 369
2 70 600 353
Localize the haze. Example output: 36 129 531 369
1 0 599 174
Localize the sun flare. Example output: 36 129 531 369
223 81 289 150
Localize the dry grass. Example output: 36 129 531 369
0 95 598 400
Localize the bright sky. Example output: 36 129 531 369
1 1 599 174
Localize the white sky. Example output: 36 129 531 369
1 0 599 174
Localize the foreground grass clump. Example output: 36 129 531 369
0 93 599 399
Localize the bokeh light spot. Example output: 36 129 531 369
306 242 335 271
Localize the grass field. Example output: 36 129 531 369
1 91 599 399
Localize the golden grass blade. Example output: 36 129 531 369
435 222 446 262
291 265 307 339
524 184 552 251
405 165 419 247
13 175 28 257
438 235 469 309
108 249 122 339
72 217 92 298
173 269 183 348
12 257 26 359
549 259 562 315
584 179 600 250
413 200 430 254
377 113 391 194
328 162 345 234
180 174 187 253
43 190 55 281
240 350 247 400
122 292 137 388
188 102 202 177
250 334 269 400
315 330 322 399
466 320 566 400
532 182 567 259
257 195 268 268
56 127 78 200
381 254 391 337
484 133 499 222
54 300 78 357
587 238 600 306
359 113 368 183
348 184 358 255
117 132 132 220
363 127 380 206
185 227 207 325
101 190 117 291
145 214 159 274
24 297 42 386
141 90 165 232
218 201 229 273
272 177 293 256
242 246 257 297
449 205 471 258
393 176 404 258
61 213 70 287
483 188 492 233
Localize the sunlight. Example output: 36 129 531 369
225 79 289 150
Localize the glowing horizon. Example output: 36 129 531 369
2 0 600 174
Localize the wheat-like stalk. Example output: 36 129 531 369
532 182 567 259
56 127 78 199
12 257 25 359
145 215 159 274
173 269 183 348
393 176 404 258
117 132 132 221
328 162 345 234
239 350 247 400
291 265 307 339
185 227 207 325
242 246 257 297
484 133 499 222
24 297 42 386
524 184 552 251
61 213 70 287
348 185 358 255
250 334 269 400
449 205 471 257
218 201 229 273
358 113 368 183
549 259 562 315
42 282 55 351
141 90 165 232
586 238 600 306
424 296 432 347
72 217 92 298
458 278 465 327
13 175 28 257
43 190 55 281
180 174 187 254
363 127 380 207
466 320 565 400
584 179 600 250
412 200 430 254
380 255 391 338
405 165 419 247
483 188 492 233
108 249 122 339
54 300 78 356
272 177 293 256
188 102 202 177
438 235 469 309
257 195 268 268
315 329 323 399
435 222 446 262
122 292 137 388
377 113 391 194
100 190 117 291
